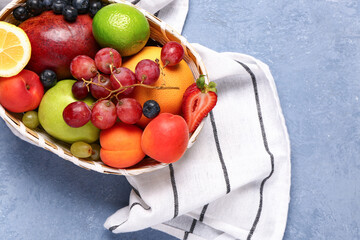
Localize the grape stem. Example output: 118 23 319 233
81 73 179 102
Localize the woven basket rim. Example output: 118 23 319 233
0 0 209 176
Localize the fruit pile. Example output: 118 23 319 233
0 2 217 170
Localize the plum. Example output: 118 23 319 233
19 11 99 80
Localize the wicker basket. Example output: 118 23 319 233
0 0 208 175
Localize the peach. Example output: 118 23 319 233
100 122 145 168
0 69 44 113
141 113 189 163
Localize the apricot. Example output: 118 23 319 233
141 113 189 163
100 122 145 168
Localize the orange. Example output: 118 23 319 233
123 46 195 128
0 21 31 77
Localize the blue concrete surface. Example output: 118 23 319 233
0 0 359 239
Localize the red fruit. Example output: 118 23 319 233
181 77 218 133
91 100 117 130
0 69 44 113
95 48 122 74
63 101 91 128
72 81 89 99
90 74 112 99
110 67 136 96
116 98 142 124
134 59 160 85
19 11 99 79
70 55 98 80
141 113 189 163
161 41 184 67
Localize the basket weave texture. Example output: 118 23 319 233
0 0 208 175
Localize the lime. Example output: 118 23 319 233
92 3 150 57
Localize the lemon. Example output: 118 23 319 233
0 21 31 77
92 3 150 57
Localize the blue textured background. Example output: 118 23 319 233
1 0 359 239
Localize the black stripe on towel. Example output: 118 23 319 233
169 163 179 218
132 186 142 198
183 219 197 240
183 204 209 240
109 202 151 232
210 111 231 194
183 109 231 239
199 204 209 222
109 220 127 232
131 0 141 5
129 202 151 211
236 61 275 240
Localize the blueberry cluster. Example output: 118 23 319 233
13 0 103 22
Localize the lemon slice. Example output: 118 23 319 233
0 21 31 77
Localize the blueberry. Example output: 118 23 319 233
41 0 53 10
143 100 160 119
88 0 102 18
52 0 65 14
40 70 57 90
26 0 43 16
62 5 78 22
13 6 30 21
72 0 89 14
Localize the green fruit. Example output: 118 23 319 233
90 143 101 161
22 111 40 129
70 141 92 158
38 80 100 144
92 3 150 57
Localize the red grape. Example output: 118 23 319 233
63 101 91 128
95 48 122 74
90 74 112 99
72 81 89 99
91 100 117 129
161 41 184 67
135 59 160 85
116 98 142 124
110 67 136 96
70 55 98 80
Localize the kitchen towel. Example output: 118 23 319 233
0 0 291 239
104 1 291 240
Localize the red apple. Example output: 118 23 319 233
0 69 44 113
19 11 99 80
141 113 189 163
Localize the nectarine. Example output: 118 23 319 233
141 113 189 163
0 69 44 113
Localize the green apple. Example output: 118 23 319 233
38 80 100 144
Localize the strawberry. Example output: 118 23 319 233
181 75 217 133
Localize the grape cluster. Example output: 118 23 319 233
63 47 163 130
13 0 103 22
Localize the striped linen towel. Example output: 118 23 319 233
104 1 291 239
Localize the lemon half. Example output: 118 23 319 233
0 21 31 77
